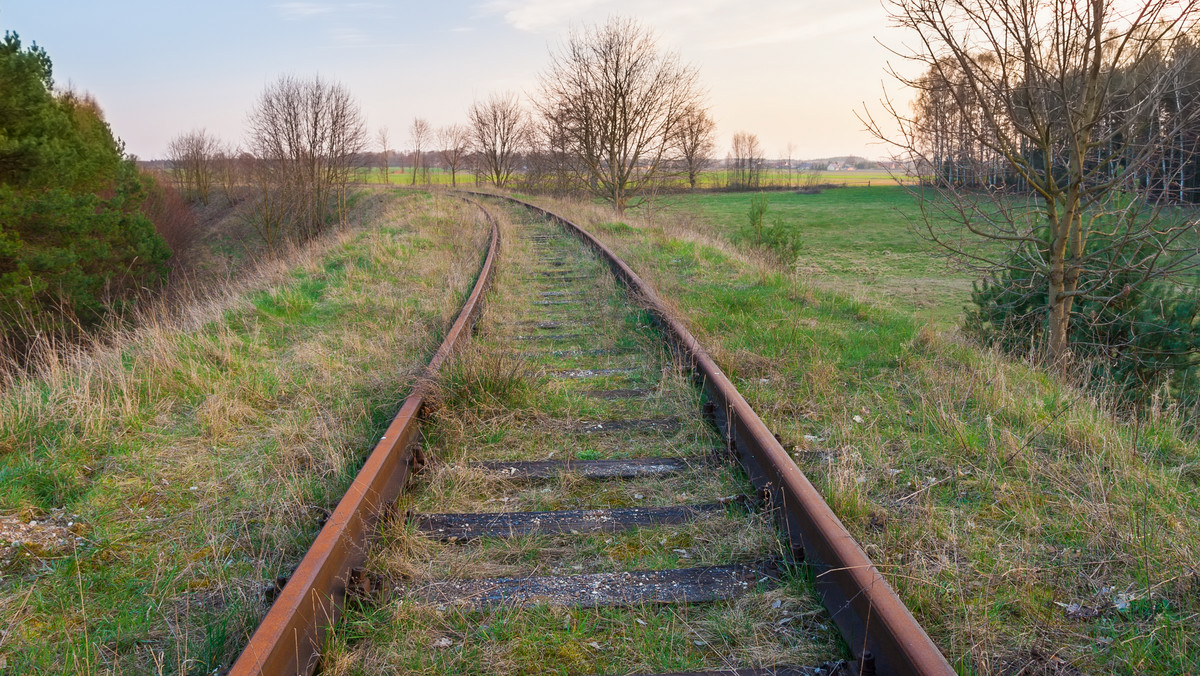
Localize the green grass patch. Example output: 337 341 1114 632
662 187 973 326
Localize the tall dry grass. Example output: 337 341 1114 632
0 190 491 673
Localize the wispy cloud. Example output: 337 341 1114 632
704 6 886 50
480 0 611 32
274 2 400 49
274 2 336 19
477 0 882 50
274 2 386 20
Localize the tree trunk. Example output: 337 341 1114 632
1047 272 1070 368
1046 214 1081 371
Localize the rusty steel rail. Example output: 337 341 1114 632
229 199 500 676
479 193 955 676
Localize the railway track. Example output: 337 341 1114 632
229 195 954 676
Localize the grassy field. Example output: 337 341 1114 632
812 170 915 187
533 194 1200 674
687 169 915 189
657 186 972 326
0 192 490 673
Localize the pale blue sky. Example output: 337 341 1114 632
1 1 915 160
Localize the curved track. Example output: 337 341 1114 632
488 195 953 676
229 194 954 676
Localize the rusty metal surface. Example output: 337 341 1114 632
228 199 501 676
483 193 955 676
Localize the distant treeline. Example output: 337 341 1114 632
913 39 1200 203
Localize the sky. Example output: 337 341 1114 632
1 1 919 161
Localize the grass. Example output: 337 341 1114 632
323 202 845 674
6 177 1193 673
530 193 1200 674
0 191 491 673
684 169 917 189
654 186 972 326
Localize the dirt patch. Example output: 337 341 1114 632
0 511 84 569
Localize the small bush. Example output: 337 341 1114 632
759 218 803 259
747 193 769 244
733 215 802 261
594 221 634 234
966 260 1200 406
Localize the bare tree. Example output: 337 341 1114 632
244 154 289 249
868 0 1200 366
727 131 763 190
537 16 703 213
409 117 431 186
677 104 716 190
167 129 220 205
468 91 528 188
247 74 367 245
213 142 244 205
326 84 367 220
437 124 471 187
526 100 576 195
377 126 390 184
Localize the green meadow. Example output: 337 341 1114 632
660 186 973 326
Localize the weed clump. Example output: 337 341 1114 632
433 352 539 414
594 221 634 234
